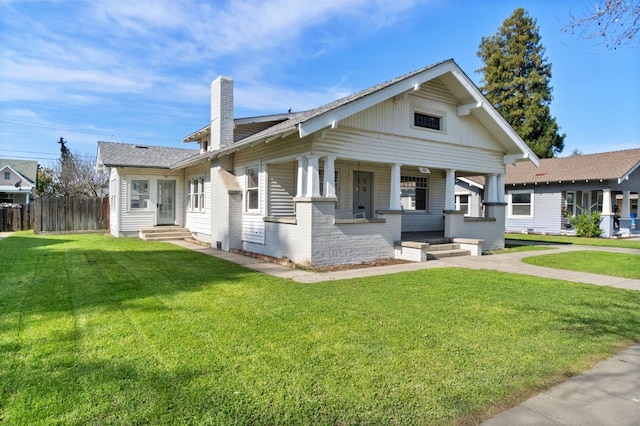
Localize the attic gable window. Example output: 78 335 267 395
414 112 441 131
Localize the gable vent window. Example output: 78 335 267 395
414 112 441 131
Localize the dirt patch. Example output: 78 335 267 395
311 258 411 273
230 249 410 273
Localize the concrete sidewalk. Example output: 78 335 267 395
170 239 640 291
168 239 640 425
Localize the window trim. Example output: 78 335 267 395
246 165 260 213
129 179 150 210
508 189 534 218
400 175 429 212
565 190 576 216
412 108 446 133
187 176 206 212
456 193 470 216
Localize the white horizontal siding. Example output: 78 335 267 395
116 168 185 233
314 128 504 175
184 163 212 235
268 162 296 216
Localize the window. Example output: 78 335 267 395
414 112 442 130
110 179 117 211
456 194 469 215
187 177 205 211
3 171 10 180
130 180 149 209
591 190 603 212
199 177 205 209
0 192 13 203
509 190 533 217
400 175 428 211
318 169 340 197
246 166 260 211
565 191 576 216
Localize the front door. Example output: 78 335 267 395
157 180 176 225
353 171 373 218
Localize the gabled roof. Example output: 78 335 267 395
505 148 640 185
0 158 38 183
96 141 199 170
173 59 539 169
0 164 36 192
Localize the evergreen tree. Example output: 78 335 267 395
477 8 565 158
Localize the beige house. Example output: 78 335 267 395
97 59 538 267
0 159 37 204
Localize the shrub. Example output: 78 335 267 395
570 209 602 237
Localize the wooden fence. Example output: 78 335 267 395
34 197 110 233
0 204 33 232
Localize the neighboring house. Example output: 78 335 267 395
503 149 640 237
0 159 38 204
97 59 538 267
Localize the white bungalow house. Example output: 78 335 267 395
0 159 38 204
97 59 538 267
504 148 640 237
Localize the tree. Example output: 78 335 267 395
477 8 566 158
563 0 640 48
36 166 58 197
570 149 584 156
45 137 108 198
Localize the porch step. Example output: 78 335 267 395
139 226 192 241
425 247 471 260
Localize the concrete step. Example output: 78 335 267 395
425 243 461 251
426 249 471 260
139 227 191 241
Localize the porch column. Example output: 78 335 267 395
485 173 498 203
389 163 402 210
601 188 614 237
306 155 320 198
296 156 307 197
323 156 336 198
445 169 456 211
496 173 505 203
602 189 612 215
621 191 631 219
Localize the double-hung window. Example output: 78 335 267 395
509 190 533 217
246 166 260 211
400 175 428 211
130 179 149 209
188 177 205 211
456 194 469 215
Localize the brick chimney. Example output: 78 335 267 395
210 76 234 151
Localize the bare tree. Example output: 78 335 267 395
50 138 109 198
564 0 640 48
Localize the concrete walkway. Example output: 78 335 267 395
167 239 640 425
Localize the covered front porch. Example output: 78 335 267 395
253 154 506 267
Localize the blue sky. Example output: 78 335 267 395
1 0 638 167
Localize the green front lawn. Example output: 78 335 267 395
506 233 640 249
2 232 639 425
523 250 640 279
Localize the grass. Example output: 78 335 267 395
1 232 640 425
486 244 555 255
506 232 640 249
523 251 640 279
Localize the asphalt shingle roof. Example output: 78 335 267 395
505 148 640 184
97 141 199 169
172 59 454 169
